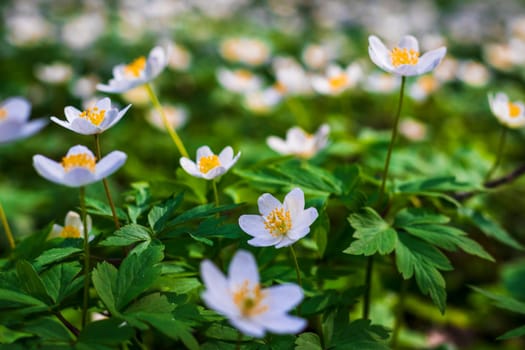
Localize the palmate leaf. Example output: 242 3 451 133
99 224 152 247
330 319 390 350
40 262 83 305
295 332 322 350
16 260 53 305
77 318 134 348
148 192 184 232
344 207 396 256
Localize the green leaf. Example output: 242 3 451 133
168 203 240 227
22 317 73 342
459 207 524 250
344 207 397 256
34 247 83 268
148 193 184 232
330 319 389 350
394 208 449 227
0 288 47 308
397 176 478 193
13 223 53 262
99 224 151 247
498 325 525 340
85 196 127 221
41 262 83 305
124 293 175 314
91 262 119 315
395 234 452 313
295 332 322 350
77 319 134 346
471 287 525 315
16 260 52 305
0 325 32 344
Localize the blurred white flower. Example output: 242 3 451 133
488 92 525 128
147 104 188 131
311 63 362 95
220 37 270 66
273 57 312 96
409 75 441 102
200 250 305 337
399 118 427 141
97 46 168 93
267 124 330 159
217 68 263 93
239 188 318 248
180 145 240 180
72 75 100 100
456 60 490 87
49 211 93 240
6 12 53 46
122 86 151 107
167 43 192 71
35 62 73 85
363 72 401 94
243 88 282 114
0 97 47 144
62 13 106 50
33 145 127 187
368 35 446 76
302 44 332 70
433 57 459 83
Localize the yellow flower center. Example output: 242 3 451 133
61 153 96 172
198 155 221 174
328 74 349 90
232 280 268 317
235 69 253 80
60 225 81 238
264 207 292 236
508 102 521 118
0 108 7 120
79 106 106 126
124 56 146 77
390 47 420 67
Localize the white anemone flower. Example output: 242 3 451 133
368 35 446 76
267 124 330 159
220 37 270 66
0 97 47 144
311 63 362 95
33 145 127 187
50 98 131 135
216 68 262 93
180 145 240 180
49 211 94 241
97 46 168 93
488 92 525 128
239 188 319 248
200 250 306 337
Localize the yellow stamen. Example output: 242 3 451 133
62 153 96 172
232 280 268 317
198 155 220 174
264 207 292 237
508 102 521 118
0 108 7 120
390 47 420 67
60 225 81 238
79 106 106 126
328 74 349 90
124 56 146 77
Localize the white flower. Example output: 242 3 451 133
220 37 270 66
34 62 73 85
239 188 319 248
311 63 362 95
243 88 282 114
488 92 525 128
33 145 127 187
167 42 192 71
273 57 312 96
97 46 168 93
217 68 263 93
267 124 330 159
180 145 240 180
409 75 441 102
49 211 93 240
368 35 446 76
50 98 131 135
147 104 188 132
456 60 490 87
200 250 306 337
0 97 47 144
363 72 401 94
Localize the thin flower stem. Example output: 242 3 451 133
212 179 219 207
391 279 409 349
363 255 374 320
289 245 303 315
378 76 406 205
236 331 242 350
94 134 120 230
485 126 508 182
80 186 90 328
145 83 189 158
0 200 15 249
54 311 80 337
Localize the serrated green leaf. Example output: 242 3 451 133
77 318 134 346
168 203 240 226
41 262 83 305
295 332 322 350
394 208 450 227
85 197 127 221
34 247 83 268
99 224 151 247
344 207 397 256
148 193 183 232
92 262 118 315
330 319 389 350
16 260 52 305
124 293 175 314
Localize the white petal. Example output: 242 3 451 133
368 35 394 73
66 145 95 157
247 236 282 247
63 168 97 187
201 166 226 180
284 188 305 219
95 151 127 179
180 157 201 178
274 236 296 248
267 136 291 155
287 225 311 241
65 211 82 227
200 260 237 316
196 145 214 160
147 46 168 78
2 97 31 122
68 118 100 135
218 146 234 164
229 317 266 338
228 250 260 290
104 104 131 129
416 47 447 75
393 65 420 76
64 106 82 122
95 97 112 111
33 155 66 185
398 35 419 52
254 314 306 335
17 118 47 139
262 284 303 313
239 215 267 238
50 224 63 238
257 193 281 216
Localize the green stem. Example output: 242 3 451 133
145 83 189 158
0 200 15 249
236 331 242 350
378 76 406 205
212 179 219 207
363 255 374 320
54 311 80 337
94 134 120 230
391 279 409 349
485 126 508 181
290 245 303 315
80 186 90 328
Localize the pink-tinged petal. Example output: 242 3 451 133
200 260 237 316
397 35 419 51
180 157 201 178
201 166 226 180
274 236 295 248
247 236 283 247
257 193 281 216
3 97 31 122
368 35 394 73
284 188 305 219
95 151 127 179
229 317 266 338
62 167 97 187
261 284 303 313
64 106 82 122
416 47 446 75
228 250 259 290
95 97 112 111
254 314 306 335
196 145 214 160
267 136 290 155
33 155 65 185
239 215 267 238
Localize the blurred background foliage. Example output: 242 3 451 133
1 0 525 349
